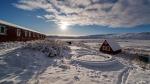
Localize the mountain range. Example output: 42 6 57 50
48 32 150 40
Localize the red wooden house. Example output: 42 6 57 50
0 20 46 42
100 39 121 54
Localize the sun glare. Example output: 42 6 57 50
60 22 69 31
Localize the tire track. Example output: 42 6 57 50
117 67 131 84
115 57 133 84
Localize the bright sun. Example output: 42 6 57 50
60 22 69 31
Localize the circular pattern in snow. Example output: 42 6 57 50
71 59 124 71
69 46 82 50
76 55 111 62
71 54 124 71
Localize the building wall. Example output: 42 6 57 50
0 24 46 42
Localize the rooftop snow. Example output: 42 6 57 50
0 20 45 35
104 39 121 51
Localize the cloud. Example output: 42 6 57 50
14 0 150 27
36 15 44 19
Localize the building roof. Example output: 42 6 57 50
104 39 121 51
0 20 45 35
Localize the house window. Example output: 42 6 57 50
25 31 28 37
37 34 39 38
17 29 21 37
107 47 110 51
103 46 106 50
33 33 36 37
103 46 110 51
0 25 7 35
29 32 31 37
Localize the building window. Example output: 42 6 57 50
103 46 106 50
107 47 110 51
103 46 111 51
29 32 31 37
25 31 28 37
37 34 39 38
0 25 7 35
17 29 21 37
33 33 36 37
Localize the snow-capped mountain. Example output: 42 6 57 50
48 32 150 40
86 32 150 40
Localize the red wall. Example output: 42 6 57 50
0 24 46 42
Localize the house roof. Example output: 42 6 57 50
0 20 45 35
104 39 121 51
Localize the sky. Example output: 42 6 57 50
0 0 150 36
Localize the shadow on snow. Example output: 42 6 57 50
0 47 56 84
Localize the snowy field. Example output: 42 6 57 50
0 39 150 84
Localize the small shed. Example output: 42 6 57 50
100 39 121 54
66 41 72 45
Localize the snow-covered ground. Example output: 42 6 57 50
0 39 150 84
